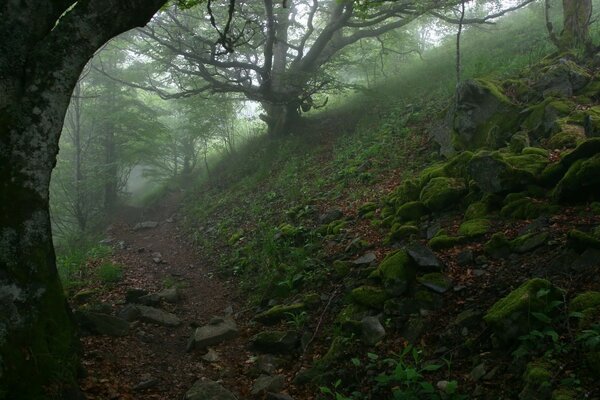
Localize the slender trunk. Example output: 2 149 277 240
561 0 592 52
104 128 118 213
72 83 87 232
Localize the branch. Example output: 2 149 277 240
429 0 536 25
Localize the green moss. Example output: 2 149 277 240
332 260 351 277
501 198 553 219
540 162 567 187
467 153 535 194
570 291 600 312
484 278 563 341
567 229 600 251
484 233 511 258
396 201 428 221
443 151 474 178
255 303 306 323
387 224 419 242
510 132 530 153
420 163 447 182
504 153 549 176
522 147 549 157
522 98 576 137
391 178 422 206
358 202 377 217
419 177 467 212
547 126 586 149
554 154 600 203
350 286 388 309
417 273 452 293
511 232 549 253
523 361 552 385
560 138 600 168
428 235 463 250
551 388 578 400
464 201 489 220
458 218 491 237
372 250 415 283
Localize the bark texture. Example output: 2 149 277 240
561 0 593 51
0 1 165 398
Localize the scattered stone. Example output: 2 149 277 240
319 209 343 224
406 243 442 272
201 348 220 363
255 354 281 375
571 248 600 272
420 177 467 211
457 250 474 266
350 285 388 309
133 221 159 231
133 377 159 391
136 293 161 306
518 216 550 235
188 317 238 351
250 330 298 354
251 375 285 396
74 310 129 337
511 232 549 254
352 252 376 265
519 361 552 400
157 287 182 303
370 250 416 293
360 316 386 345
136 305 181 327
118 304 142 322
473 269 486 277
184 380 237 400
126 288 148 303
426 222 442 240
458 219 491 238
470 363 487 382
418 273 452 293
255 303 304 324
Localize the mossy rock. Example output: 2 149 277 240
358 202 378 217
484 233 512 258
484 278 563 342
566 229 600 252
560 138 600 168
420 163 447 183
391 178 422 206
250 330 299 353
335 304 366 334
551 388 578 400
547 125 586 149
443 151 474 178
255 303 305 324
428 235 463 250
510 131 530 153
522 147 549 157
464 201 489 220
302 293 321 309
522 98 576 138
570 291 600 329
458 218 491 238
370 250 416 292
540 162 567 187
417 273 452 294
350 286 388 309
511 232 549 253
396 201 428 222
332 260 351 277
453 79 522 150
419 177 466 212
520 360 553 400
501 198 554 219
554 154 600 203
504 153 549 176
468 153 534 194
387 224 419 243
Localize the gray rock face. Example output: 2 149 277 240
136 305 181 327
352 252 377 265
361 316 386 346
536 59 590 98
187 317 238 351
74 310 129 337
251 375 285 395
406 244 442 271
185 380 237 400
133 221 159 230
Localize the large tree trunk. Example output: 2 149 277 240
261 102 301 136
0 2 165 398
561 0 593 51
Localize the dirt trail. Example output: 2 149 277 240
79 193 261 399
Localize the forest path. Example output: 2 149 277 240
79 191 262 399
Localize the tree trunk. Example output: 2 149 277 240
0 2 166 398
104 128 119 213
261 102 301 136
561 0 593 51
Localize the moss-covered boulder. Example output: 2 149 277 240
551 388 578 400
522 98 576 139
387 224 419 243
519 360 553 400
560 138 600 167
535 59 591 98
510 131 531 153
484 233 512 258
504 153 549 176
396 201 428 221
468 154 533 194
458 218 491 238
511 232 549 253
443 151 474 178
370 250 416 295
547 124 586 149
417 273 452 294
350 286 388 309
501 198 554 219
420 177 466 211
464 201 490 220
255 303 305 324
250 330 299 354
390 178 422 207
428 234 463 250
554 154 600 203
453 79 521 150
540 162 567 187
484 278 563 342
566 229 600 251
570 291 600 330
522 147 550 157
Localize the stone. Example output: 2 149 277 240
157 287 182 303
251 375 285 395
566 229 600 252
118 304 142 322
383 298 421 317
468 154 531 194
458 218 491 238
370 250 416 292
418 273 452 294
571 248 600 272
428 235 462 250
535 59 591 98
396 201 429 221
136 293 161 306
133 377 159 391
184 380 237 400
519 361 552 400
406 243 442 272
133 221 159 231
470 363 487 382
352 252 377 265
484 233 512 259
484 278 563 342
74 310 129 337
350 286 388 309
360 316 386 345
72 289 97 305
188 317 238 351
420 177 466 211
201 348 220 362
125 288 148 303
554 154 600 203
511 232 549 254
136 305 181 327
457 249 474 266
250 330 298 354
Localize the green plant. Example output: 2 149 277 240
576 323 600 350
97 262 123 284
285 311 308 330
320 379 354 400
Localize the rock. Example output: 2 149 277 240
458 218 491 238
468 154 531 194
419 177 467 211
457 249 474 266
383 298 421 317
136 305 181 327
518 216 550 235
484 233 512 259
452 79 521 150
470 363 487 382
566 229 600 252
388 224 419 242
74 310 129 337
406 243 442 272
251 375 285 395
184 380 237 400
255 304 304 324
535 59 590 98
554 153 600 203
157 287 182 303
511 232 549 253
72 289 97 305
464 201 489 220
133 221 159 231
396 201 429 222
319 209 343 224
133 377 159 391
360 316 386 345
267 393 295 400
201 348 220 363
402 316 425 343
428 234 462 250
350 286 388 309
417 273 452 294
352 252 376 265
369 250 416 293
126 288 149 303
254 354 281 375
571 248 600 272
484 278 563 342
569 291 600 329
519 361 552 400
118 304 142 322
250 330 298 354
188 317 238 351
136 293 161 306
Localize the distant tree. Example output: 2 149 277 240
0 1 166 398
546 0 594 52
